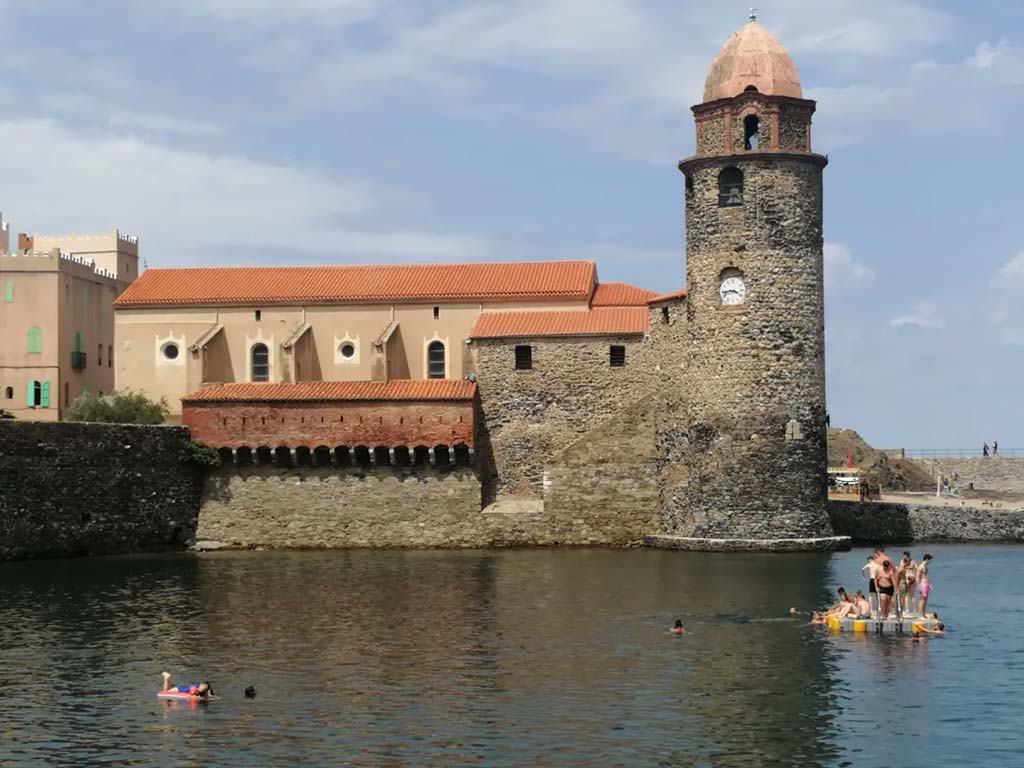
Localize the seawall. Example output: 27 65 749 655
828 500 1024 544
197 464 658 548
906 457 1024 493
0 421 204 559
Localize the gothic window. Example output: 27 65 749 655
744 115 760 150
515 345 533 370
427 341 446 379
26 326 42 353
718 167 744 207
610 345 626 367
251 343 270 382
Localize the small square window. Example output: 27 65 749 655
433 306 440 320
610 345 626 367
515 345 533 370
661 306 670 324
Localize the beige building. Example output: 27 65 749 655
112 261 662 420
0 222 139 419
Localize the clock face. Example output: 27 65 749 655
719 275 746 305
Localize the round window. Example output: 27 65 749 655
162 342 180 360
340 343 356 359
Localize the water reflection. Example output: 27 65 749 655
1 547 1022 766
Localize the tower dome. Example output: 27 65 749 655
702 21 802 102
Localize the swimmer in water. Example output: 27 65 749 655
670 619 687 634
161 672 214 699
918 622 945 636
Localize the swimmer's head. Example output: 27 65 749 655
245 686 257 699
936 622 944 631
673 620 683 629
197 682 213 698
923 553 933 561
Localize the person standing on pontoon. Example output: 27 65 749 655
898 552 918 615
917 554 934 616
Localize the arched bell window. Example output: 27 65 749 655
743 115 760 150
251 343 270 382
718 167 744 207
427 341 446 379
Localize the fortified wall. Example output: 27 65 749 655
0 421 203 559
907 458 1024 494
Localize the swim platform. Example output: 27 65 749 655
826 614 940 634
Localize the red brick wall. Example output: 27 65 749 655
183 399 475 449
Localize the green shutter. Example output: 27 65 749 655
40 381 50 407
73 332 82 353
27 326 41 354
26 381 34 406
81 385 88 397
3 281 12 303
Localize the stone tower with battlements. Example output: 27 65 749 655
667 17 844 549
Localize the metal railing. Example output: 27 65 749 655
70 350 87 370
903 448 1024 459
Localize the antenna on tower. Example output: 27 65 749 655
749 7 758 22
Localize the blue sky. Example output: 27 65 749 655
0 0 1021 449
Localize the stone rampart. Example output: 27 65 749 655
0 421 204 559
827 500 1024 544
197 464 658 548
907 458 1024 494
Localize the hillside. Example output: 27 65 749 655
827 428 934 491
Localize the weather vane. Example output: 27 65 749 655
749 7 758 22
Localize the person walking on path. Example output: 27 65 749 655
983 443 990 457
993 441 999 456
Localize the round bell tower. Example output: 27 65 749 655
672 15 844 547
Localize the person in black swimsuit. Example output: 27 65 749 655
876 560 897 619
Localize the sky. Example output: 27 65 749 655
0 0 1021 449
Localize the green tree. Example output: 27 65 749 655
64 390 169 425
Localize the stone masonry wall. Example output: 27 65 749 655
0 421 204 559
908 458 1024 494
198 464 658 548
474 302 688 502
677 148 831 539
828 500 1024 543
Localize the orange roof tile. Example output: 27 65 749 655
115 261 596 307
182 380 477 403
470 307 648 339
590 282 658 307
647 288 688 304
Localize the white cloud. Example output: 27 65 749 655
890 302 945 330
988 252 1024 345
966 40 1011 69
0 119 487 266
824 242 876 290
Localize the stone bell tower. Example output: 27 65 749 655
668 14 846 550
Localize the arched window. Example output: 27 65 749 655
98 343 103 361
251 343 270 382
4 386 12 400
427 341 446 379
108 346 113 367
718 167 744 207
744 115 760 150
685 174 694 200
26 325 42 354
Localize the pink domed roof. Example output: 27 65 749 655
703 22 802 102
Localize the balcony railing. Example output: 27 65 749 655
71 351 87 370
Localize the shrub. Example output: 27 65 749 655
179 439 220 467
64 390 169 425
0 408 13 419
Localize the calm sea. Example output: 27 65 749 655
0 545 1019 767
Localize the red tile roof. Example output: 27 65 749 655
470 307 649 339
647 288 688 304
182 380 477 403
115 261 597 307
590 282 658 307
